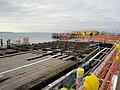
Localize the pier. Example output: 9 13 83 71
0 41 97 90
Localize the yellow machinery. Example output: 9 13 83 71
84 73 99 90
71 30 100 35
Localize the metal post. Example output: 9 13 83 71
7 39 11 48
0 39 3 46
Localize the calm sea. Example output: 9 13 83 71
0 32 57 45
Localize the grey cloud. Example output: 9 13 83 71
0 0 120 32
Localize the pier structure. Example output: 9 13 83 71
0 41 97 90
44 41 120 90
0 37 120 90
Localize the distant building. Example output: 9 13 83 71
71 30 100 35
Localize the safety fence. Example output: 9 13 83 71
93 45 120 90
76 35 120 42
60 34 71 40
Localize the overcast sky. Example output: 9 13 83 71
0 0 120 33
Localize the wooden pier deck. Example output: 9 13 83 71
0 52 77 90
0 41 97 90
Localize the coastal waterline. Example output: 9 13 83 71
0 32 57 45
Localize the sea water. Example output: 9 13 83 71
0 32 57 45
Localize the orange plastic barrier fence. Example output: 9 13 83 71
93 36 120 42
77 36 82 41
77 35 120 42
60 34 70 40
93 48 120 90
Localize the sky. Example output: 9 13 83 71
0 0 120 33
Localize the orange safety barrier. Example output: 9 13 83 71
76 35 120 42
60 34 70 40
77 36 82 41
93 36 120 42
100 56 119 90
93 47 120 90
